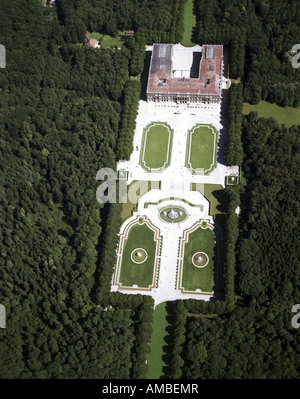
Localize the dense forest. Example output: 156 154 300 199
56 0 186 44
193 0 300 106
179 116 300 378
0 0 299 380
0 0 181 378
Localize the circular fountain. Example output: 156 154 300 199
159 206 187 223
167 209 179 220
192 252 209 268
131 248 148 264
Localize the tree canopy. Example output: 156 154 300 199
193 0 300 106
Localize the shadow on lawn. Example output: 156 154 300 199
191 0 199 44
160 301 176 379
212 188 228 215
140 51 152 101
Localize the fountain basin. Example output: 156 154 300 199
159 206 187 223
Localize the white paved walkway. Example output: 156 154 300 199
112 99 239 307
118 100 238 188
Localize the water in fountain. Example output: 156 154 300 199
167 209 179 219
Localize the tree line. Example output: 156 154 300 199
225 83 244 166
193 0 300 106
117 80 141 160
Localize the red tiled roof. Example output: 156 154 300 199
147 45 223 96
87 38 97 48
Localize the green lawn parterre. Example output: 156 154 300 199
140 122 173 172
120 180 152 222
118 221 159 288
186 124 218 174
180 224 216 292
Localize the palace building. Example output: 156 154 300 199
146 43 223 104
